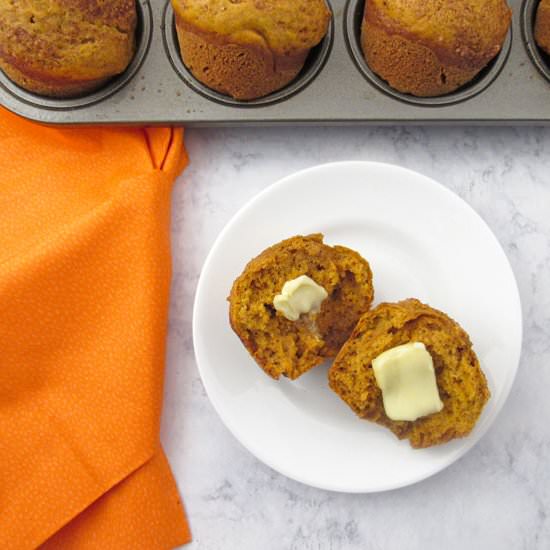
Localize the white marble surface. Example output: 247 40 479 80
161 126 550 550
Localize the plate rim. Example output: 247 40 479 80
192 160 523 493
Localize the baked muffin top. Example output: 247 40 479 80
172 0 331 56
535 0 550 54
366 0 511 69
0 0 136 81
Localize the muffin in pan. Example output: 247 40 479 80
171 0 331 101
535 0 550 55
329 299 490 448
0 0 137 98
228 234 374 380
361 0 512 97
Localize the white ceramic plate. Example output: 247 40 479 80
193 162 522 493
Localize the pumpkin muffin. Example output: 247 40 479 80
329 299 490 448
535 0 550 56
229 234 374 380
0 0 137 98
171 0 331 100
361 0 512 97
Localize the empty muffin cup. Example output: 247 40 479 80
163 2 333 108
345 0 512 107
523 0 550 83
0 0 152 110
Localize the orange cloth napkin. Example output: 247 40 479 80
0 107 191 549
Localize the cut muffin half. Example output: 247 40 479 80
229 234 374 380
329 299 490 448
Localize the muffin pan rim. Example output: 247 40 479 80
162 0 335 108
0 0 153 111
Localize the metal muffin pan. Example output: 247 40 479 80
0 0 549 125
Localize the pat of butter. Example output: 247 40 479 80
372 342 443 422
273 275 328 322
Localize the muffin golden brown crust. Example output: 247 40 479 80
361 0 511 97
171 0 331 100
329 299 490 448
229 234 374 380
0 0 137 98
535 0 550 56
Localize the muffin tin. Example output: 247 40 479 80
0 0 549 125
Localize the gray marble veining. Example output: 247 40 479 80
162 126 550 550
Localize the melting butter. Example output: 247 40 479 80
273 275 328 322
372 342 443 422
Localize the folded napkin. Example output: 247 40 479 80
0 108 191 549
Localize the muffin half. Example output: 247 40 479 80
329 299 490 448
171 0 331 100
361 0 512 97
229 234 374 380
0 0 137 98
